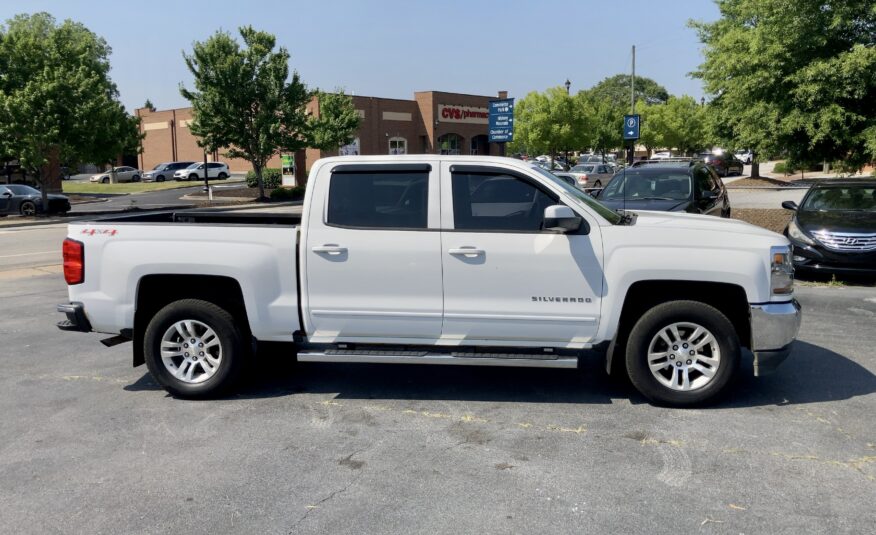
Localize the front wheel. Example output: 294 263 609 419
625 300 740 407
189 173 199 181
144 299 247 398
20 201 37 217
132 175 141 182
156 175 165 182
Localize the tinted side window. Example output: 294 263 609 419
693 168 712 194
452 172 557 232
327 171 428 229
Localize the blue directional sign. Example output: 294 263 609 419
623 114 640 140
489 98 515 143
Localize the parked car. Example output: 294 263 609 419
568 164 612 187
596 161 731 217
89 166 142 183
551 172 579 188
734 150 753 164
58 155 800 407
652 151 673 160
781 179 876 275
704 153 744 177
173 162 230 181
143 161 196 182
0 184 70 216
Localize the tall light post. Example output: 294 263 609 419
564 79 571 95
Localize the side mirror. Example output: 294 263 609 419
781 200 798 211
544 205 582 233
701 190 717 200
1 191 11 197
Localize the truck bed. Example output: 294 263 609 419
90 208 302 226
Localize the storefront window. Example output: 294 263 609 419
438 133 462 155
339 138 360 156
389 137 407 155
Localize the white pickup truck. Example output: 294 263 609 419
57 156 801 406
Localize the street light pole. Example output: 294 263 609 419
564 79 571 95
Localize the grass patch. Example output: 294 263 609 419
62 181 202 194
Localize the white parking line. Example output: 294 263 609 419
0 250 57 259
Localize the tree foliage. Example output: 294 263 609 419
0 12 141 201
510 86 590 158
589 74 670 109
637 96 708 156
181 26 360 198
307 90 361 151
691 0 876 171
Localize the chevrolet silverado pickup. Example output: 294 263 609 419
57 156 801 406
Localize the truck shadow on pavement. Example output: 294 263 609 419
124 341 874 407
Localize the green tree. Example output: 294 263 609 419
581 92 624 160
143 98 155 111
511 86 590 164
589 74 670 109
691 0 876 176
181 26 360 199
306 90 361 153
0 12 141 205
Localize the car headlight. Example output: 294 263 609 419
770 245 794 295
787 219 815 246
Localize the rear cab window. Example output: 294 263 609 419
327 167 429 229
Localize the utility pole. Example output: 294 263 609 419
629 45 636 165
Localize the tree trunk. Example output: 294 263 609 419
750 161 760 178
254 162 266 201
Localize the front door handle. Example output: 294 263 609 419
448 247 484 257
312 244 347 255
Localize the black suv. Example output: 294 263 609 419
596 160 731 217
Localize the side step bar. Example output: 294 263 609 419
297 350 579 369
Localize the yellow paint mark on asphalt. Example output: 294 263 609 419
641 437 684 447
460 414 487 423
728 504 748 511
546 424 587 434
320 400 342 406
517 422 532 429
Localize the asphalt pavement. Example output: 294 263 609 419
0 252 874 533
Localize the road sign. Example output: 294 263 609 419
488 98 515 143
623 114 640 141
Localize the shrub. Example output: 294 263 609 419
245 168 282 189
270 186 305 201
773 161 790 174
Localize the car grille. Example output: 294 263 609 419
811 231 876 252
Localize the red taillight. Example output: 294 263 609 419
63 238 84 285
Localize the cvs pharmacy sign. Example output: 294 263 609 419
438 104 489 124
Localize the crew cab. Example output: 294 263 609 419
57 156 801 406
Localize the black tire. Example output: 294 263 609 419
101 177 109 184
144 299 247 399
19 201 36 217
157 175 165 182
625 300 740 407
217 172 228 180
189 173 199 181
132 175 141 182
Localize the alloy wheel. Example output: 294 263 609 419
159 319 223 384
646 322 721 391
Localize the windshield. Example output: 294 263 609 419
153 163 168 170
528 166 622 224
802 186 876 212
7 185 40 195
186 163 200 169
571 165 596 173
601 171 692 201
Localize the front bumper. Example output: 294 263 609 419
57 302 92 333
749 300 802 376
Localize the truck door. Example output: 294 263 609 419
302 162 443 343
439 163 604 346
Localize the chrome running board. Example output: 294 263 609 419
297 350 579 369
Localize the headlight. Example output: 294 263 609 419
787 219 815 245
770 245 794 295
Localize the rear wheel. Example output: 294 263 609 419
625 300 740 407
217 172 228 179
19 201 36 217
144 299 247 398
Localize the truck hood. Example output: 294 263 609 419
629 209 781 240
600 198 691 212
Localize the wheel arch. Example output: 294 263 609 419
133 274 251 367
605 280 751 375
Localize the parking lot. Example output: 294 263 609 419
0 223 874 534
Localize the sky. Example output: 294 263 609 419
1 0 720 112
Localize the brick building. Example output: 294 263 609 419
136 90 508 183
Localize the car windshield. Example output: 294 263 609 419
802 186 876 212
153 163 168 170
528 166 623 224
7 185 40 195
571 165 596 173
601 171 692 201
186 163 200 169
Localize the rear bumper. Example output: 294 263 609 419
57 302 92 333
749 300 802 376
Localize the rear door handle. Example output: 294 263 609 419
448 247 484 256
312 244 347 255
